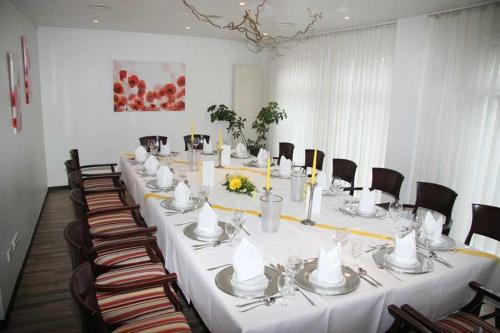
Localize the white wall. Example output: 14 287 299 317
38 27 267 186
385 15 429 202
0 0 47 319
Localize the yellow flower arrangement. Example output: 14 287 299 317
223 174 256 196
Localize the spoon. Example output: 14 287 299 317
428 251 454 268
206 263 231 271
192 240 227 249
358 267 382 286
375 263 402 281
238 297 277 312
293 286 315 306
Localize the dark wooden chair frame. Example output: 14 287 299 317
183 134 210 151
301 149 326 174
273 142 295 165
465 203 500 246
139 136 168 151
68 170 122 190
69 149 117 173
332 158 358 196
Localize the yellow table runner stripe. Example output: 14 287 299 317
454 248 500 262
144 193 171 200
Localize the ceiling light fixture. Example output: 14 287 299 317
92 19 100 23
86 2 112 10
239 1 246 5
343 16 350 20
263 32 268 36
185 26 191 30
182 0 322 55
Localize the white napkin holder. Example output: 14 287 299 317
156 165 173 187
232 237 265 282
358 188 376 214
174 182 191 207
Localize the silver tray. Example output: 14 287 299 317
145 179 178 191
231 152 250 159
160 197 204 213
270 170 291 179
343 202 387 218
373 247 433 274
244 160 267 168
418 235 456 251
295 260 360 296
183 222 228 242
201 151 216 156
215 266 279 299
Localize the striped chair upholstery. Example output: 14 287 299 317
83 178 116 190
97 286 175 325
88 210 138 235
94 246 152 267
86 192 124 211
113 311 191 333
95 263 166 287
435 312 499 333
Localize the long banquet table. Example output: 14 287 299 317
119 152 499 333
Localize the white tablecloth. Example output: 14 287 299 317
119 153 499 333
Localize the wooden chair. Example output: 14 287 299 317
349 168 404 208
273 142 295 164
69 170 122 191
69 149 117 173
303 149 326 173
332 158 357 195
70 262 189 333
465 204 500 245
386 305 431 333
405 182 458 235
183 134 210 151
139 136 168 152
387 282 500 332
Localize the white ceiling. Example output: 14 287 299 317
13 0 486 40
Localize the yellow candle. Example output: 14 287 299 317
191 121 195 141
219 128 223 150
266 157 271 191
311 149 318 184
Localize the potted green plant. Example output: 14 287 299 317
207 104 247 145
246 102 287 156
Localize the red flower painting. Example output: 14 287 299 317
7 52 22 134
113 60 186 112
21 36 31 104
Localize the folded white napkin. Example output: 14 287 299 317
256 148 269 166
306 185 322 214
423 211 444 245
156 165 173 187
196 202 219 235
174 182 191 207
358 188 376 213
202 160 215 187
235 143 247 157
317 171 328 191
159 140 171 156
316 245 344 285
279 156 292 177
232 237 265 282
203 139 213 154
134 146 148 163
144 155 159 175
221 144 231 166
391 230 418 266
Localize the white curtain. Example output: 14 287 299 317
267 24 396 187
410 5 500 249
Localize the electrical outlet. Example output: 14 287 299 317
11 232 20 251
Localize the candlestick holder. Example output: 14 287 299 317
262 187 273 195
216 147 224 168
301 182 317 226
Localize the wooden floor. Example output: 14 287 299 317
0 189 207 333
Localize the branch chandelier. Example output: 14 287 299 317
182 0 323 55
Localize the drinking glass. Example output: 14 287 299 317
199 185 210 202
224 221 239 247
389 199 403 223
147 138 157 154
179 166 188 184
277 273 292 306
350 239 363 269
332 228 351 247
191 137 200 150
260 194 282 233
285 249 304 295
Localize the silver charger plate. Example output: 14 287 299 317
183 222 229 242
244 160 267 168
231 152 250 159
295 260 360 296
373 247 433 274
201 151 216 156
145 179 178 191
343 202 387 218
215 266 279 299
136 168 151 177
160 197 204 213
418 235 456 251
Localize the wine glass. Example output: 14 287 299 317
350 239 363 269
389 199 404 232
147 138 157 154
199 185 210 203
332 228 351 248
277 273 292 306
285 249 304 295
191 137 200 150
224 221 239 247
179 166 188 184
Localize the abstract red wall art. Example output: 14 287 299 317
21 36 31 104
113 60 186 112
7 52 22 135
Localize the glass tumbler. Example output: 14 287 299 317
260 194 283 233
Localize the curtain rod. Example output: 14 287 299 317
428 0 499 16
303 20 396 40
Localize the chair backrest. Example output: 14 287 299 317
70 149 81 170
413 182 457 227
65 159 76 186
465 204 500 245
64 221 87 268
69 188 88 220
304 149 325 171
183 134 210 151
277 142 295 163
332 158 357 195
370 167 404 200
70 262 103 333
139 136 168 150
